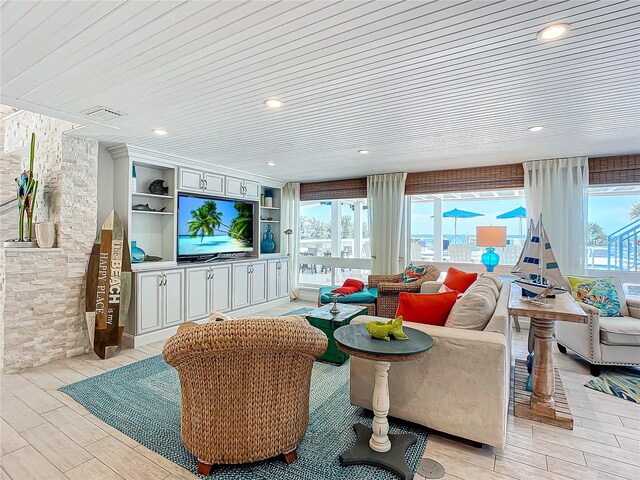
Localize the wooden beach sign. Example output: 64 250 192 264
85 211 132 359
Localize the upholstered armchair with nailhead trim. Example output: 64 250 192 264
368 264 440 319
555 276 640 376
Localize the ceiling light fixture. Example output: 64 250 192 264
537 23 570 41
152 128 168 135
358 149 370 154
266 161 276 166
264 98 283 108
528 126 544 132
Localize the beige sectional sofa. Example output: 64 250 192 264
349 280 511 449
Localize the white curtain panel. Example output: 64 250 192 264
368 172 408 275
282 182 301 298
524 157 589 276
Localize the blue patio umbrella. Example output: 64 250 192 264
497 206 527 241
442 208 484 241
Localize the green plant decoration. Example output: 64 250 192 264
16 133 39 242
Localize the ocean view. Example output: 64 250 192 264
177 235 252 255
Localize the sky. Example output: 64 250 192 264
178 195 247 236
301 194 639 238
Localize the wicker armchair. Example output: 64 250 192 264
368 264 440 318
163 318 327 475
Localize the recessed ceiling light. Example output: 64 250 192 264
266 161 276 166
264 98 283 108
358 149 370 154
152 128 168 135
528 126 544 132
537 23 570 41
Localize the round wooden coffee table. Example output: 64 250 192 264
334 323 434 480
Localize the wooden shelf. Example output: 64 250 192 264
131 210 173 215
260 206 280 210
260 220 280 223
132 192 174 199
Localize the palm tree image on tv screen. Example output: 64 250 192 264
178 195 254 256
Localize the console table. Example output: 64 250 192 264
334 323 433 480
508 285 587 428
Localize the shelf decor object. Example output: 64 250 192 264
131 164 137 193
476 226 506 272
148 179 169 195
5 133 39 248
131 241 146 263
260 224 276 254
85 211 132 359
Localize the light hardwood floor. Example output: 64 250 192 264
1 300 639 480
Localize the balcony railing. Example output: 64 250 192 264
608 219 640 272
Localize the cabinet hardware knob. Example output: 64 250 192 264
158 274 163 287
204 179 208 189
164 274 167 286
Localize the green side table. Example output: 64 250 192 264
306 304 368 364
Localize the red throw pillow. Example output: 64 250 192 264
342 278 365 291
331 286 358 295
395 291 458 326
443 267 477 293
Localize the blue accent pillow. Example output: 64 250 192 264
319 286 377 304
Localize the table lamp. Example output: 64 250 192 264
476 226 507 272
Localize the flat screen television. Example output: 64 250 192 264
177 193 255 261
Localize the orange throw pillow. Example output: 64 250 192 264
342 278 365 291
395 291 458 326
443 267 477 293
331 286 358 295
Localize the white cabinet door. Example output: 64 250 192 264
278 259 289 298
267 260 279 301
137 271 163 334
250 261 267 305
243 180 260 200
204 173 224 195
185 266 209 322
179 168 203 192
226 177 244 197
163 270 185 327
232 263 251 309
210 264 231 313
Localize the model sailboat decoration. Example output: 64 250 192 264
511 215 566 306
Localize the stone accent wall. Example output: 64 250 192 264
1 108 98 372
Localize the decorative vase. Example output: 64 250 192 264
131 241 146 263
260 225 276 254
35 222 55 248
264 196 273 207
131 164 137 193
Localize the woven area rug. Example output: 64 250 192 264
585 369 640 403
284 307 315 315
60 356 428 479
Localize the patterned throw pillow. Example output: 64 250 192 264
402 263 427 283
567 276 623 317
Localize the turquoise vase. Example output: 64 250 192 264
131 241 146 263
481 247 500 272
260 225 276 254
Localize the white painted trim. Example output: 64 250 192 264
121 296 292 348
108 144 284 187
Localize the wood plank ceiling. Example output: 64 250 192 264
1 0 639 182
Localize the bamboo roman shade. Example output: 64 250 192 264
405 163 524 195
300 177 367 201
299 155 639 200
589 155 640 185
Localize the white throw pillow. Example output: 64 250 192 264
480 273 503 291
445 284 497 330
467 276 500 300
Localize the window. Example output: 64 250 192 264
587 185 639 286
408 189 525 266
298 199 370 286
